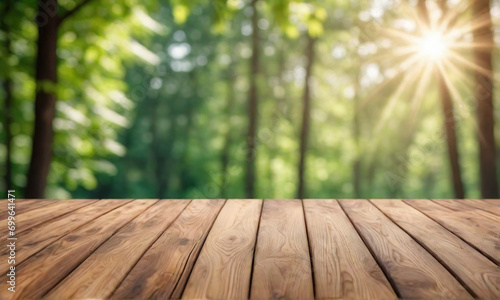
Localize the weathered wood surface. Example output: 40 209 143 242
303 200 396 299
0 199 497 299
405 199 500 264
250 200 314 299
339 200 472 299
182 200 262 299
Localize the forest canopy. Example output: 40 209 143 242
0 0 499 199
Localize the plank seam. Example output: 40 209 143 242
12 199 133 269
176 199 227 298
300 199 316 299
404 200 499 266
337 200 402 298
370 200 478 298
41 199 155 298
18 200 99 235
109 200 192 298
247 199 265 299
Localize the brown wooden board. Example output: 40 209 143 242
303 199 397 299
405 199 500 264
0 199 132 275
339 200 472 299
111 199 225 299
182 199 262 299
0 200 58 220
0 200 157 299
46 200 190 299
372 199 500 299
250 200 314 299
0 199 97 239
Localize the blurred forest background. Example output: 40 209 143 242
0 0 499 199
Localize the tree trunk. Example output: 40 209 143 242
25 0 59 198
245 0 259 198
436 0 465 198
220 64 236 198
297 35 315 199
438 71 465 198
472 0 498 198
2 1 13 190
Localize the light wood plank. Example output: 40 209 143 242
250 200 314 300
405 199 500 264
0 199 97 239
372 199 500 299
182 199 262 299
0 200 157 300
484 199 500 206
46 200 190 299
339 200 472 299
303 200 397 299
111 199 225 299
0 199 132 275
435 199 500 216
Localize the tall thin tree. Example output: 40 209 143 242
2 0 13 190
245 0 259 198
472 0 498 198
25 0 93 198
297 35 316 199
420 0 465 198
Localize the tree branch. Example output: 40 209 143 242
57 0 93 26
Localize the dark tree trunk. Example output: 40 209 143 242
472 0 498 198
220 64 236 198
25 0 59 198
437 0 465 198
245 0 259 198
2 1 13 190
438 71 465 198
297 35 315 199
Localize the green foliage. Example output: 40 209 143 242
0 0 498 198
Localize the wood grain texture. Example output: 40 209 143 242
303 200 397 299
250 200 314 300
182 199 262 299
0 199 97 239
483 199 500 206
456 199 500 216
111 199 225 299
433 199 500 216
372 199 500 299
0 199 57 220
0 200 157 300
339 200 472 299
0 199 131 275
46 200 190 299
405 199 500 264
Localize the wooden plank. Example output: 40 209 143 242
0 199 157 300
250 200 314 300
0 200 57 220
433 199 500 218
484 199 500 206
46 200 190 299
182 199 262 299
448 199 500 216
0 199 132 275
405 199 500 264
111 199 225 299
339 200 472 299
303 200 397 299
0 199 97 239
372 199 500 299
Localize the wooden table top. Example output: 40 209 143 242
0 199 498 299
